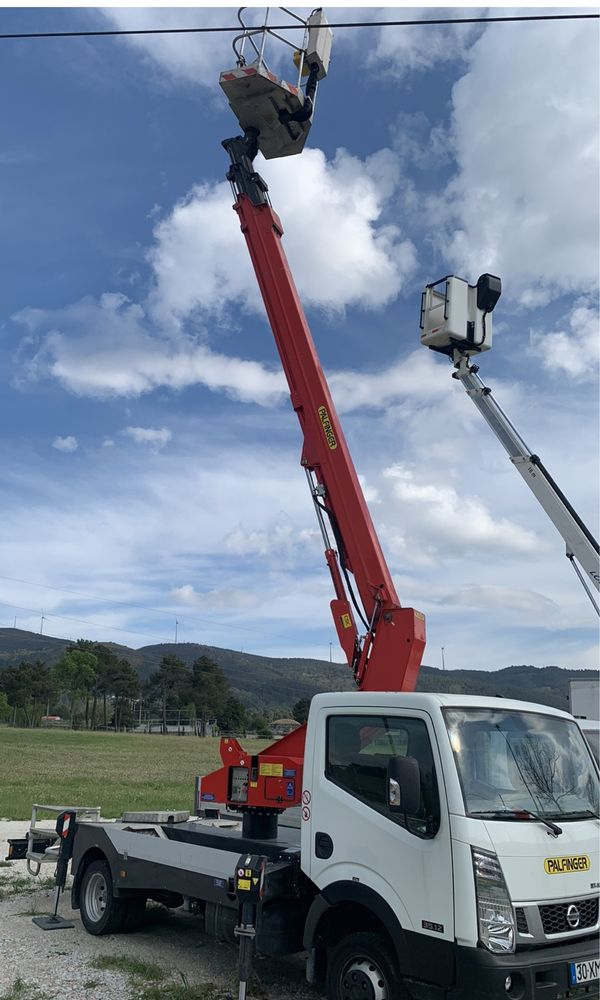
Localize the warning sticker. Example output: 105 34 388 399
340 613 352 629
259 762 283 777
237 878 251 891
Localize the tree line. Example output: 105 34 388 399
0 640 311 735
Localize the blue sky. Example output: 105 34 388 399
0 5 598 674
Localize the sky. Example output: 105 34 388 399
0 4 598 675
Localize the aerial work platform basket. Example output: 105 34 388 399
219 7 332 159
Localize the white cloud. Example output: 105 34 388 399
100 7 240 89
15 292 449 410
52 435 78 453
14 294 286 404
101 6 477 93
15 145 417 402
224 518 320 559
123 426 172 450
149 147 415 325
94 10 598 320
1 394 596 670
390 111 451 171
99 7 330 94
435 19 599 304
171 584 258 611
435 584 559 618
357 473 379 505
530 303 600 381
354 6 482 79
382 463 539 555
15 302 445 419
330 349 446 414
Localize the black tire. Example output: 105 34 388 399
79 859 126 935
326 931 406 1000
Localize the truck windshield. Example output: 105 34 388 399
444 708 599 820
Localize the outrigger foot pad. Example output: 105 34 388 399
32 914 74 930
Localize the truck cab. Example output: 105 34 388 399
302 692 600 1000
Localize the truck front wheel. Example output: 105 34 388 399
80 859 125 935
326 931 406 1000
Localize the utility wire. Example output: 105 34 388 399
0 573 296 643
0 599 173 644
0 598 338 662
0 13 597 41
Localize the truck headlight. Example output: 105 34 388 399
472 848 516 953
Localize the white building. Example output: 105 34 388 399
568 678 600 721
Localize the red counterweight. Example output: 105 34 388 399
198 133 425 825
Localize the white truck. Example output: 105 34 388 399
11 12 599 1000
12 693 599 1000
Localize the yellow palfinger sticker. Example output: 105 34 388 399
544 855 590 875
318 406 337 450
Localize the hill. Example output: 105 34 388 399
0 629 354 713
415 663 596 712
0 628 595 714
0 629 70 668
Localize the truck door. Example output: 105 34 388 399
302 707 454 949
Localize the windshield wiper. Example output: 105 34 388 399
471 808 563 837
547 809 600 821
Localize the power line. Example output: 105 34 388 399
0 13 597 41
0 599 173 644
0 598 332 662
0 572 296 642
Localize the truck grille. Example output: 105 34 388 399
539 897 598 935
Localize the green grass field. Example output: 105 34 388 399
0 727 268 820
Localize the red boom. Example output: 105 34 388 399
198 140 425 818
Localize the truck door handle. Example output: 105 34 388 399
315 832 333 859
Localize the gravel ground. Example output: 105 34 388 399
0 822 321 1000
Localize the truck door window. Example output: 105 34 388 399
326 715 440 838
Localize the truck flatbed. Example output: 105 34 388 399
50 809 309 960
70 812 299 898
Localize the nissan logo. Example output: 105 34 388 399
566 904 581 929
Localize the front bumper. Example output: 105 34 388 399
448 935 600 1000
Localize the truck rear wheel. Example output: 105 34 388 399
326 931 406 1000
80 859 125 935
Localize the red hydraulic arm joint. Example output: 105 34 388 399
198 131 425 823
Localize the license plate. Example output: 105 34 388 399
569 958 600 986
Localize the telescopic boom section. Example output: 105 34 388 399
197 134 425 826
224 133 425 693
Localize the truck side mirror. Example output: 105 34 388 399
388 756 421 815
